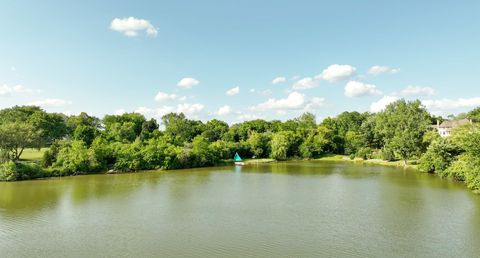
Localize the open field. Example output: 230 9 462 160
20 148 48 162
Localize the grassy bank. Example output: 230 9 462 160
19 148 47 162
316 154 419 169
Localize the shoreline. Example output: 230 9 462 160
315 155 419 169
0 156 420 183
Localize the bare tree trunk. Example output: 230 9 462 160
15 147 24 160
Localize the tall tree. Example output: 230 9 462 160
0 122 42 160
375 99 431 164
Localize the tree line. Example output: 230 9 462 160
1 101 479 192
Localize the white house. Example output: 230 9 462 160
436 119 471 137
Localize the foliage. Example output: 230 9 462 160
0 161 45 181
0 122 42 160
0 161 18 181
3 103 480 193
247 132 271 158
467 107 480 122
375 99 431 163
162 113 203 145
445 154 480 190
418 138 460 175
54 140 96 174
270 132 292 160
356 147 373 160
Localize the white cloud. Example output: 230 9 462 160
235 113 262 122
316 64 356 82
370 96 399 113
110 17 158 37
0 84 39 96
344 81 381 97
226 86 240 96
255 92 305 110
115 109 126 115
177 77 200 89
368 65 399 75
28 98 71 108
154 91 177 101
178 96 188 101
177 103 204 115
304 97 326 111
272 77 286 84
292 77 317 90
422 97 480 110
10 66 16 72
136 104 203 117
215 105 231 115
400 85 435 96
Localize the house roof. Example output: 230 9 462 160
438 118 470 128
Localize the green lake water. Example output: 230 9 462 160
1 161 479 257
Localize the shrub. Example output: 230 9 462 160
15 162 44 180
0 161 18 181
0 161 45 181
418 139 460 175
381 147 396 161
356 147 372 160
445 154 480 190
111 141 145 172
54 140 95 174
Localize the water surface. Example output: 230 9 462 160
1 161 479 257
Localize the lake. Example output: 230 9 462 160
1 161 479 257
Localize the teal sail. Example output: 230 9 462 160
234 152 242 162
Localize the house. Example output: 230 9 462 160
436 118 471 137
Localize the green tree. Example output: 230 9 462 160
73 125 98 146
467 107 480 122
375 99 431 164
202 119 229 142
191 135 217 166
247 132 271 158
418 138 460 175
140 118 160 140
0 106 67 146
66 112 101 135
0 122 42 160
162 113 203 145
270 132 291 160
54 140 95 174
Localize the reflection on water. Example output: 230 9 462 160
0 161 479 257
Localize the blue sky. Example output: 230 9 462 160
1 0 479 123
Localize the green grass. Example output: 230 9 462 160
316 155 418 169
20 148 48 161
243 158 275 164
219 158 276 165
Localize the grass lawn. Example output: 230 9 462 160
20 148 48 161
316 154 418 169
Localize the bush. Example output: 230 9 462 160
15 162 44 180
356 147 372 160
54 140 96 174
0 161 45 181
418 139 459 175
0 161 18 181
111 141 145 172
381 147 396 161
445 154 480 190
163 145 192 170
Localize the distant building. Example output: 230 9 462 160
435 119 471 137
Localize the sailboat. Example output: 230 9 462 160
234 152 245 166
